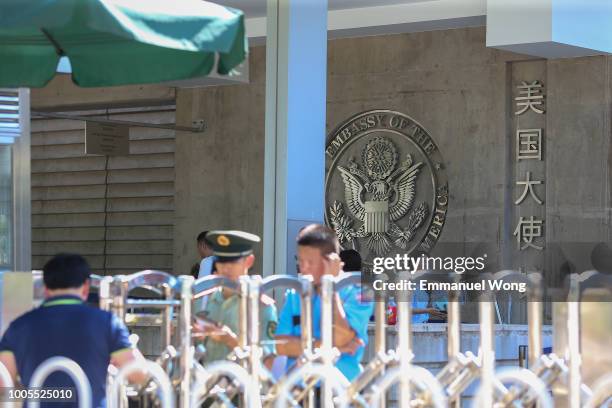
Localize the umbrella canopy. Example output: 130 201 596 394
0 0 247 87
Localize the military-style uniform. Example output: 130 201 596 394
198 230 278 364
202 288 277 363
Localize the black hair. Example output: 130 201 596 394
297 224 339 255
340 249 362 271
197 231 210 244
43 253 91 289
190 262 200 279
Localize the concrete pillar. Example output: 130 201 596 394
487 0 612 58
263 0 328 276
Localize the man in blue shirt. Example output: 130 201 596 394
197 230 216 279
0 253 146 408
275 224 374 382
412 288 448 323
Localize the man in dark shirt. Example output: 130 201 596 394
0 253 145 407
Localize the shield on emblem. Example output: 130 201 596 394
364 201 389 233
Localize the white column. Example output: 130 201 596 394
264 0 328 276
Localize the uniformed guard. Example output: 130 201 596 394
193 230 278 369
275 224 374 382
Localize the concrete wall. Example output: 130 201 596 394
174 27 611 281
326 28 518 265
32 27 611 281
174 47 267 275
546 57 612 257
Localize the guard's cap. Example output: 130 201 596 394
205 230 260 262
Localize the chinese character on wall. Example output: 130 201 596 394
513 80 546 251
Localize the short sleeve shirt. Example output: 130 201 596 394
201 289 277 364
194 256 216 312
412 288 430 323
276 284 374 381
0 295 132 408
198 256 216 279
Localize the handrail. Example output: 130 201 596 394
193 274 238 296
369 365 447 408
107 359 174 408
273 363 350 408
29 357 91 408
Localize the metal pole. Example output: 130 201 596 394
321 275 335 408
247 276 263 401
31 111 205 133
527 274 543 369
479 294 495 408
162 284 173 349
300 275 315 408
397 286 413 408
447 290 461 360
239 276 250 356
178 276 193 408
374 294 387 408
518 345 527 368
300 276 314 353
447 289 461 407
99 276 113 312
567 275 581 408
110 276 127 321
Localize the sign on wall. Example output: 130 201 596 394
85 121 129 156
325 110 448 266
513 80 546 253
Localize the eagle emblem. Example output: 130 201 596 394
329 137 429 256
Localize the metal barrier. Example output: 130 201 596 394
24 268 612 407
0 361 13 389
366 271 449 408
262 274 318 407
369 365 447 408
189 274 256 407
347 271 398 407
191 360 258 408
585 373 612 408
29 356 92 408
478 271 557 407
473 367 553 408
107 359 174 408
273 273 364 407
412 271 480 407
273 362 350 408
100 270 177 352
99 270 181 406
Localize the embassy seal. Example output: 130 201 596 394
325 110 449 265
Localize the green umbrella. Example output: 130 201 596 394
0 0 247 87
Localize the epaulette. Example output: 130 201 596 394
193 286 220 299
260 294 275 306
